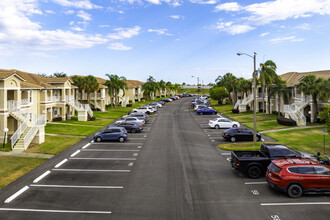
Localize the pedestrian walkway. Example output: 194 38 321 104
260 125 324 134
0 151 53 159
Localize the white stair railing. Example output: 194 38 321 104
234 99 242 109
23 115 46 149
7 100 18 113
10 115 30 149
84 104 93 117
241 94 253 105
284 105 298 122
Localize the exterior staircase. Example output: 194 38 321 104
284 101 308 126
239 94 254 112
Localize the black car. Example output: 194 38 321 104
115 122 143 133
222 127 261 142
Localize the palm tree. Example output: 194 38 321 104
259 60 277 115
142 76 158 100
319 78 330 102
173 83 181 95
215 73 238 104
237 78 251 100
105 74 127 106
84 75 99 104
166 81 173 95
297 75 323 122
159 80 166 97
72 76 86 102
270 77 290 117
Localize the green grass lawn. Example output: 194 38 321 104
58 116 110 126
232 113 278 124
25 135 83 155
244 120 292 132
45 123 101 136
0 156 47 188
0 143 12 152
218 127 330 156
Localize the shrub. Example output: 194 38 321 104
126 104 132 107
277 117 297 126
232 109 239 114
52 117 62 122
89 117 96 121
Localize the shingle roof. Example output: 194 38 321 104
125 80 144 88
279 70 330 86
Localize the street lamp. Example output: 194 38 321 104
3 128 9 149
191 76 200 98
237 52 257 145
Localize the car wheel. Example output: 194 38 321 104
232 124 238 128
118 137 125 142
96 137 102 142
146 111 151 115
201 112 204 115
214 112 217 115
131 129 136 133
247 165 262 179
215 125 220 129
230 137 236 142
257 136 261 141
287 184 303 198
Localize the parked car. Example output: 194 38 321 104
266 158 330 198
94 127 128 142
208 118 240 128
115 117 145 125
132 106 153 114
196 108 217 115
222 127 261 142
116 122 143 133
231 143 327 178
122 113 149 122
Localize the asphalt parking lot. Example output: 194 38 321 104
0 98 329 220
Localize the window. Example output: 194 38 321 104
288 166 315 175
113 129 121 133
314 167 330 175
270 149 297 157
292 87 296 98
30 90 33 103
268 163 282 173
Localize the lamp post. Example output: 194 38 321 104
3 128 9 149
237 52 257 145
191 76 200 99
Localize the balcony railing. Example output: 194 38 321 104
53 96 61 102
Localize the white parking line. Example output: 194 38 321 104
261 202 330 206
133 153 138 157
4 186 29 203
128 163 134 166
221 153 231 156
128 138 146 140
0 208 111 214
30 184 123 189
33 170 51 183
70 150 81 157
82 149 140 152
82 143 91 149
54 159 68 168
52 169 131 172
245 182 267 185
69 158 136 161
138 146 142 149
91 142 144 145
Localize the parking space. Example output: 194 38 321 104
0 106 158 218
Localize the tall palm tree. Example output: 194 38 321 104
72 76 86 102
84 75 99 104
297 75 323 122
319 78 330 102
237 77 251 100
159 80 166 97
259 60 277 115
173 83 181 95
166 81 173 95
142 76 158 100
270 77 290 117
105 74 127 106
215 73 238 104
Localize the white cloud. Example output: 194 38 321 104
64 10 75 14
296 23 311 30
45 10 56 14
52 0 102 9
190 0 218 4
119 0 181 7
0 0 108 50
99 25 110 28
215 2 241 12
260 32 269 37
71 27 85 31
269 36 304 43
148 28 173 36
108 43 132 50
215 22 254 35
169 15 184 19
108 26 141 40
77 10 92 21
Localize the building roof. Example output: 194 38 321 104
70 75 108 88
125 80 144 88
279 70 330 86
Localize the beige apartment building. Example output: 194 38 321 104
0 69 93 151
238 70 330 126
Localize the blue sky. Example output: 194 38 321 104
1 0 330 84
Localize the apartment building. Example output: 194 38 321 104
0 69 93 151
117 80 145 105
238 70 330 126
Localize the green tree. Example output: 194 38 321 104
84 75 99 104
210 87 229 104
159 80 166 97
320 104 330 132
173 83 181 95
142 76 159 100
53 72 67 77
237 78 251 99
72 76 86 102
259 60 277 115
105 74 127 106
297 75 323 122
319 78 330 102
166 81 174 95
215 73 238 104
270 77 291 117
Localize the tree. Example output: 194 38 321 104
259 60 277 115
210 87 229 104
84 75 99 104
215 73 238 104
53 72 67 77
319 104 330 132
270 77 290 117
159 80 166 97
72 76 86 102
297 75 323 122
166 81 174 95
105 74 127 106
142 76 159 99
173 83 181 95
237 78 251 99
319 78 330 102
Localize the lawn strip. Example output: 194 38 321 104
45 123 101 136
0 156 47 188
